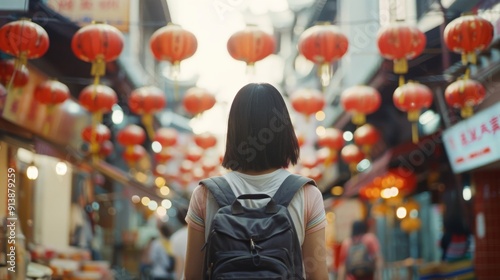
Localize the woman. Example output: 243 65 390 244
337 220 383 280
184 83 329 279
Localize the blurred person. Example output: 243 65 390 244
184 83 329 280
170 206 188 280
337 220 383 280
139 236 156 279
440 220 472 262
149 223 175 280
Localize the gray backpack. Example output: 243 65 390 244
200 174 316 280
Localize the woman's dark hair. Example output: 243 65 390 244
351 220 368 237
222 83 300 172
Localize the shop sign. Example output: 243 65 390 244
443 102 500 173
0 0 28 11
46 0 130 32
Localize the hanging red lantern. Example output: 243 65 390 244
300 153 319 169
353 123 381 156
298 23 348 88
444 79 486 118
227 25 275 70
129 86 166 139
122 144 147 166
150 23 197 75
98 140 114 158
34 77 69 133
377 21 426 82
341 144 365 174
0 59 29 89
317 128 344 166
182 87 216 116
185 146 203 162
393 81 433 143
34 80 70 105
71 22 124 83
81 124 111 144
117 124 146 154
290 88 325 119
154 149 174 164
79 84 117 119
153 127 178 148
317 147 335 165
295 131 305 147
444 14 494 65
81 124 111 153
194 132 217 150
0 19 50 66
340 85 381 125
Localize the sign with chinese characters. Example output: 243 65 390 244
443 102 500 173
46 0 130 32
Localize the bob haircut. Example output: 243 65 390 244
222 83 300 172
351 220 368 237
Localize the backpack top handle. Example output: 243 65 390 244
231 193 278 215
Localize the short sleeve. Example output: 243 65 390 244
186 184 208 232
363 233 381 255
304 184 326 234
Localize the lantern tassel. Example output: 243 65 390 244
411 122 419 144
324 148 336 166
461 106 474 118
408 110 420 144
398 75 405 87
172 61 180 101
91 57 106 85
142 114 156 140
42 106 54 135
393 58 408 75
352 113 366 126
319 63 332 91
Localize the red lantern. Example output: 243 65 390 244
444 14 494 65
444 79 486 118
98 140 114 158
185 146 203 162
290 88 325 119
154 128 178 148
227 25 275 68
296 131 305 147
317 128 344 166
71 22 124 80
393 81 433 143
0 60 29 88
122 144 147 166
34 80 70 105
353 124 381 156
182 87 216 116
298 23 348 88
117 124 146 154
81 124 111 144
340 85 381 125
154 149 174 164
194 133 217 150
377 22 426 77
150 23 197 74
341 144 365 174
0 19 50 65
129 86 166 139
79 84 117 114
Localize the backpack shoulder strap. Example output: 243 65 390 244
199 176 236 207
272 174 316 207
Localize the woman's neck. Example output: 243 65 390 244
238 168 280 175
